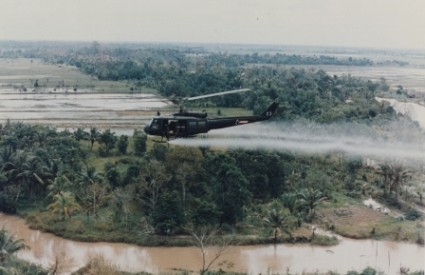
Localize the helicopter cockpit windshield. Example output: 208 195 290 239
150 119 160 130
144 119 159 135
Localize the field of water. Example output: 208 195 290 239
0 88 169 129
0 59 171 131
316 65 425 95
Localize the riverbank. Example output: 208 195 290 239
1 212 424 275
20 207 318 247
16 193 424 248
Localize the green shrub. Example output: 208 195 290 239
405 208 422 221
0 193 16 214
311 234 339 246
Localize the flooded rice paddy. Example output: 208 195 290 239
0 58 169 131
321 65 425 95
0 89 170 130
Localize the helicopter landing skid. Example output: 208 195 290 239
152 138 169 145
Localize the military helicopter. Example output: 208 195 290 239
143 88 279 140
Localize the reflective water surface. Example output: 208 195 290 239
0 90 169 129
1 213 424 275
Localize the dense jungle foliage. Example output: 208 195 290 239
0 42 423 247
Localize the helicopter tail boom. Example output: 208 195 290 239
207 100 279 131
261 100 279 117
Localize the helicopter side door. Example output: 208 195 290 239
186 119 208 136
170 119 187 137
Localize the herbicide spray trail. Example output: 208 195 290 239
170 121 425 164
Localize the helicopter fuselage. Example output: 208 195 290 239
143 100 279 139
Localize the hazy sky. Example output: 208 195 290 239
1 0 424 49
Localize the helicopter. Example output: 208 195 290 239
143 89 279 140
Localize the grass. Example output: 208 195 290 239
311 234 339 246
317 195 425 244
0 58 156 94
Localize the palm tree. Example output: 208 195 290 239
34 148 61 181
297 188 327 222
77 167 107 218
1 137 19 152
3 152 44 201
0 147 14 166
262 203 293 243
281 192 299 214
89 127 100 151
47 175 71 199
377 162 410 200
13 122 37 149
48 191 80 220
73 127 89 142
34 126 57 148
77 166 104 186
0 227 28 263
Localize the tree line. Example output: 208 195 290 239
0 42 422 245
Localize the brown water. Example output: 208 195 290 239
1 213 424 275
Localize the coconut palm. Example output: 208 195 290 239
89 127 100 151
281 192 299 214
297 187 327 221
263 208 285 243
34 148 61 181
262 203 293 243
377 162 410 200
0 147 14 166
77 166 107 218
34 126 57 148
4 152 45 201
0 227 28 263
77 166 104 186
73 127 89 142
48 191 80 220
47 175 71 199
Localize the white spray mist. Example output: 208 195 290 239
170 121 425 165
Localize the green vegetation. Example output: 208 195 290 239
0 118 422 246
0 41 423 273
0 227 47 274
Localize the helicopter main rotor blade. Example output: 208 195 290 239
186 88 251 101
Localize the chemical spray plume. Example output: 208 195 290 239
170 121 425 165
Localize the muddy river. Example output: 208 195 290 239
0 213 423 275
